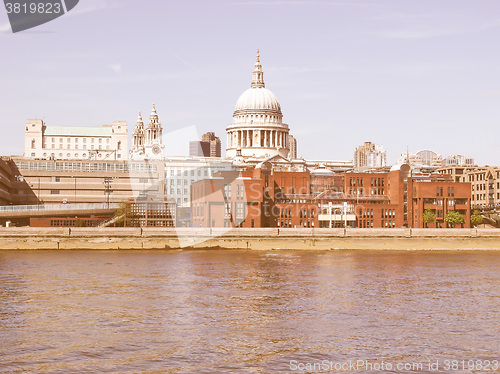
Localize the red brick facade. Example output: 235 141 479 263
191 163 471 229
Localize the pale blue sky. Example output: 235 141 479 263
1 0 499 164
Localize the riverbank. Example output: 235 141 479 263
1 227 500 250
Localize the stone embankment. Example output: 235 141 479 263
1 227 500 250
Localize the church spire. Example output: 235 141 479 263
251 49 265 88
137 111 143 128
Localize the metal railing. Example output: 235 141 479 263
0 203 120 213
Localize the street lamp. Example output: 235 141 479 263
104 177 118 208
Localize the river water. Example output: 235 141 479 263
0 250 498 373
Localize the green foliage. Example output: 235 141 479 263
75 219 86 227
422 209 436 224
444 211 465 227
470 210 483 227
114 202 131 227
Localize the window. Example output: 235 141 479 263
31 139 35 149
50 190 60 194
51 177 60 182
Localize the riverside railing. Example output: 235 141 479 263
0 203 120 213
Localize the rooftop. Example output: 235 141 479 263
44 125 112 137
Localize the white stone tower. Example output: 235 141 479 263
129 111 145 160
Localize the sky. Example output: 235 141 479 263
1 0 499 165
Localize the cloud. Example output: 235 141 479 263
110 63 122 74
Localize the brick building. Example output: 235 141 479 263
342 164 471 228
191 162 317 228
439 165 500 209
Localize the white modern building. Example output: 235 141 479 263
354 141 386 171
226 51 292 159
397 149 443 169
288 135 297 160
24 119 128 160
164 156 236 207
443 154 475 167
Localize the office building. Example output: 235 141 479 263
24 119 128 161
354 142 386 171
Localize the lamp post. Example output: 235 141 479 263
104 178 111 208
37 176 40 210
343 201 348 228
73 176 77 204
104 177 118 208
14 175 24 206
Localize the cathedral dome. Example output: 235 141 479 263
226 50 290 160
235 87 281 113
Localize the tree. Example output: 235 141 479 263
75 219 86 227
444 211 465 227
422 209 436 227
114 202 131 227
470 210 483 227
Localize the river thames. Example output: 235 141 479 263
0 250 498 373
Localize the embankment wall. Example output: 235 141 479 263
1 228 500 250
